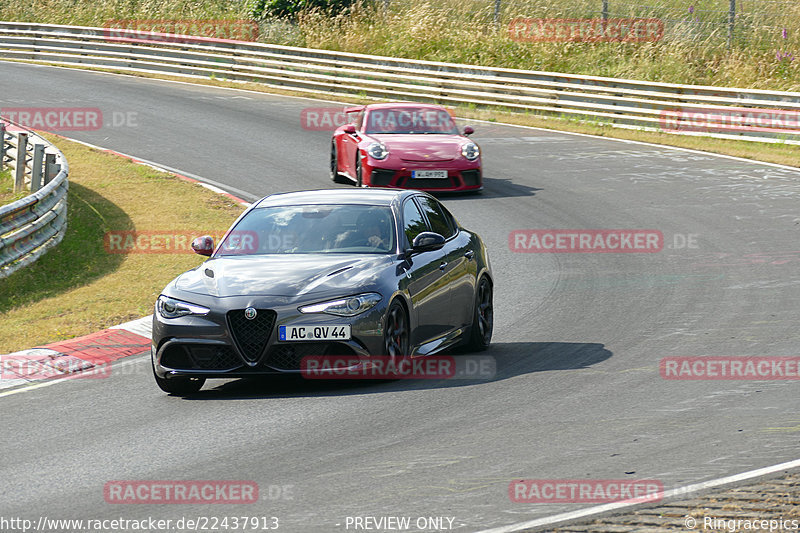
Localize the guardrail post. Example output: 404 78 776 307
14 132 27 193
602 0 609 22
0 122 5 172
44 153 58 184
494 0 501 24
728 0 735 47
31 144 45 192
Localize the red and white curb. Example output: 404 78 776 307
0 128 251 392
0 316 152 390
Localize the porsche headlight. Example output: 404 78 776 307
461 142 480 161
156 295 210 319
367 142 389 160
299 293 382 317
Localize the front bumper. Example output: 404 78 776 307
363 159 482 191
152 295 386 380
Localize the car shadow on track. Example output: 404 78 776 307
431 177 542 200
176 341 611 400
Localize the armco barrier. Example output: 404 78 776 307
0 120 69 279
1 22 800 144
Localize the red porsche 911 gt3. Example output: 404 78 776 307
330 103 482 192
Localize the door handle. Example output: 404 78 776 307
439 261 448 271
464 250 475 260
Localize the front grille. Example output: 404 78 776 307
461 169 481 186
161 345 193 369
399 177 456 189
188 345 241 370
370 169 396 186
263 343 353 371
227 309 277 362
160 344 242 371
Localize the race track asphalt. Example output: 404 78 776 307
1 61 798 532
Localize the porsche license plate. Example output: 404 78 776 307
279 325 351 341
412 170 447 179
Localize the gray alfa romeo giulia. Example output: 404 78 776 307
151 189 493 394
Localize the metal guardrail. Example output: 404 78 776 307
0 22 800 144
2 22 800 144
0 120 69 279
1 21 800 145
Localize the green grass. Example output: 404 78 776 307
0 169 26 206
0 0 798 90
0 135 245 353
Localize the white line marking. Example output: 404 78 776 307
466 116 800 174
477 458 800 533
0 355 148 399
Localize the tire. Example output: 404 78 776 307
466 276 493 351
152 358 205 394
355 156 363 187
330 140 348 183
383 299 409 360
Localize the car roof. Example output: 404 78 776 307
253 188 423 209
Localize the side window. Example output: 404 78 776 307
355 110 365 130
402 199 428 247
416 197 455 239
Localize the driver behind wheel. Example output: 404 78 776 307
357 208 391 249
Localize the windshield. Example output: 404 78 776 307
363 107 458 134
217 204 395 256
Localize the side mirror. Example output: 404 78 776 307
343 123 357 135
191 235 214 256
463 126 474 136
410 232 446 253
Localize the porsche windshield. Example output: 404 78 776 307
363 107 458 134
217 204 395 255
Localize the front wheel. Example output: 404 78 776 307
152 358 205 394
355 156 364 187
383 300 409 360
330 140 348 183
466 276 493 351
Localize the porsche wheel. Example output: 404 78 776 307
466 276 493 351
355 156 363 187
330 141 348 183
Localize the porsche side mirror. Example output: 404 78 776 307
410 232 446 253
343 123 357 135
463 126 475 136
191 235 214 256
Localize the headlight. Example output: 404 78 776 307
299 293 382 317
367 142 389 160
156 295 210 319
461 142 480 161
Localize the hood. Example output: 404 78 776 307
371 134 466 162
173 254 391 299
